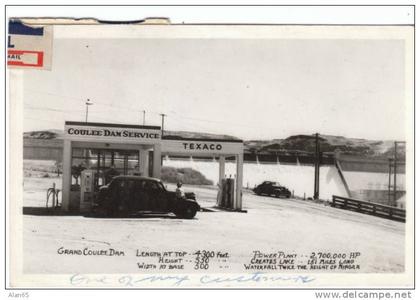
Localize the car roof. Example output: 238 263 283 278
112 175 162 182
263 181 283 186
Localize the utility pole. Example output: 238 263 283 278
313 133 320 200
390 141 406 205
388 158 393 206
392 141 406 203
85 98 93 122
83 98 93 165
142 110 146 125
160 113 166 137
393 141 397 204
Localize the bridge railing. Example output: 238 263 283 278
331 195 405 222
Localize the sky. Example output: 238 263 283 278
22 36 407 141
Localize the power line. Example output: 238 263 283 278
24 88 162 115
24 89 261 127
25 106 72 113
24 105 84 113
166 111 282 131
25 116 64 124
23 88 287 132
24 88 84 102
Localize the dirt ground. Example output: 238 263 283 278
21 177 405 274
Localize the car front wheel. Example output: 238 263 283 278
176 206 197 219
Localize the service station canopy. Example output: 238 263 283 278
63 121 244 211
64 121 243 156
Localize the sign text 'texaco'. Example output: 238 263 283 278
182 143 223 151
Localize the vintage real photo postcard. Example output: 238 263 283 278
7 15 414 288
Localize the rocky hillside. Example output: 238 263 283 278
23 130 404 158
246 134 404 158
23 129 63 139
163 130 239 141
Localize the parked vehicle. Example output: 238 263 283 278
93 175 200 219
253 181 292 198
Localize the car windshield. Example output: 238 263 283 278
143 180 163 191
109 178 123 188
158 182 166 191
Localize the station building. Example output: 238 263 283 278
62 121 244 212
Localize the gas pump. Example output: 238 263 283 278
80 169 95 212
219 178 235 209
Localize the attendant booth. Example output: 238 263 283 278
61 121 244 212
61 121 162 211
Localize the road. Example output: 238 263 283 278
21 177 405 275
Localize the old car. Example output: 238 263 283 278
253 181 292 198
93 176 200 219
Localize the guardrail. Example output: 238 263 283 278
332 195 405 222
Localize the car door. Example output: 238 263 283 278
144 181 169 212
261 182 270 194
103 179 120 211
120 178 132 212
125 179 139 212
109 178 130 213
143 181 158 212
134 180 152 212
156 182 170 212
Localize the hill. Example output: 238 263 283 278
23 129 63 139
245 134 403 158
23 129 404 158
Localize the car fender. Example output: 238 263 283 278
175 198 200 211
183 199 200 210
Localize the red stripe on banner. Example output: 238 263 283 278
7 49 44 67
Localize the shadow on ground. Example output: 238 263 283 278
22 206 192 220
22 206 83 216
